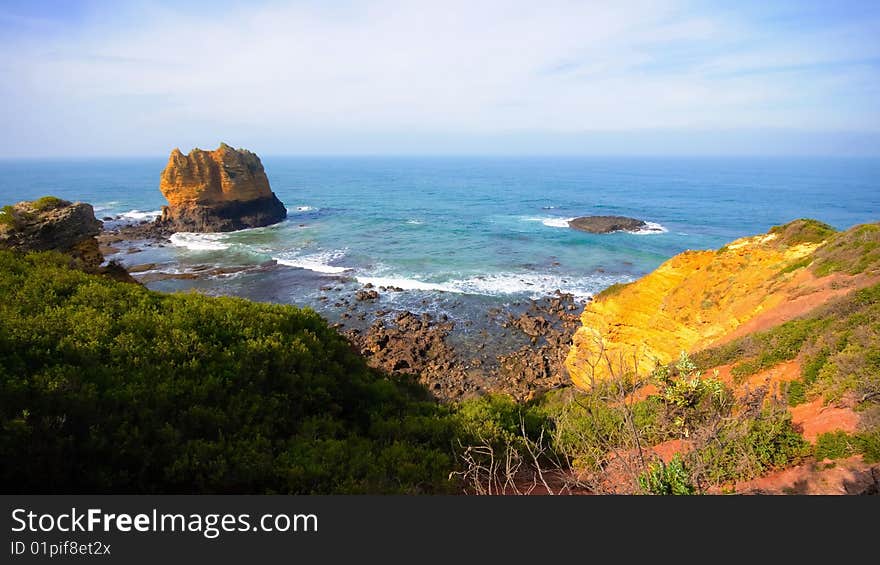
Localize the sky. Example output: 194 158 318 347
1 0 879 157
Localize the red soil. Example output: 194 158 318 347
717 456 879 495
714 272 879 346
790 398 860 443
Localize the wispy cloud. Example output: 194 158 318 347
0 0 878 156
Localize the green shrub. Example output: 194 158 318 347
857 428 880 463
594 281 631 301
786 379 807 406
814 431 857 460
0 205 16 227
777 257 812 275
769 219 836 246
638 455 696 495
0 250 460 494
695 281 880 404
31 196 66 211
812 222 880 276
652 352 732 438
692 406 809 485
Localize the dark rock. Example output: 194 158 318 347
568 215 649 234
0 198 103 271
355 289 379 301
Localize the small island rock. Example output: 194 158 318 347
568 215 651 234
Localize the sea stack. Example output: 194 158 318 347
157 143 287 232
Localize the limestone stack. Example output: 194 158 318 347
157 143 287 232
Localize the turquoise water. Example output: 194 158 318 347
1 156 878 311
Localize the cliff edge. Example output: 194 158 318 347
565 219 880 389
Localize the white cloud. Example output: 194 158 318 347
0 0 878 155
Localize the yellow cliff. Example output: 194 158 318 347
564 219 880 389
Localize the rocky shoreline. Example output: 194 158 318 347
97 219 586 402
342 289 582 401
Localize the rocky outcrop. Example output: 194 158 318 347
157 143 287 232
0 197 103 270
569 215 651 234
342 290 583 402
564 219 880 389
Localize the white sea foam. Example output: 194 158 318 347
169 232 231 251
121 209 162 221
356 276 453 292
405 219 424 225
274 250 351 274
357 271 630 299
288 205 316 213
542 217 574 228
631 221 668 235
93 201 120 213
523 216 574 228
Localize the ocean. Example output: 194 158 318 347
1 155 878 324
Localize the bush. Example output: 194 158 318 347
812 222 880 276
857 428 880 463
692 406 809 485
0 205 16 227
769 219 836 247
786 379 807 406
31 196 66 211
0 250 460 493
814 431 857 460
653 352 731 438
594 281 631 301
638 455 696 495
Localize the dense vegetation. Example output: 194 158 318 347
448 352 811 494
1 246 876 495
769 218 837 247
0 250 462 493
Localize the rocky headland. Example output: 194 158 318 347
564 219 880 389
0 196 137 282
0 197 102 268
157 143 287 232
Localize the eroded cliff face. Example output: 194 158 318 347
158 143 287 232
564 220 880 389
0 197 103 270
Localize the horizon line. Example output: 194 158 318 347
3 152 880 161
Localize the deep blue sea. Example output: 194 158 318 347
1 156 878 320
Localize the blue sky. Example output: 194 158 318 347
1 0 879 157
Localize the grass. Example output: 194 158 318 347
777 256 812 275
814 431 858 460
695 283 880 408
695 317 826 380
0 205 15 227
30 196 67 211
769 218 836 247
812 222 880 276
594 281 632 301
